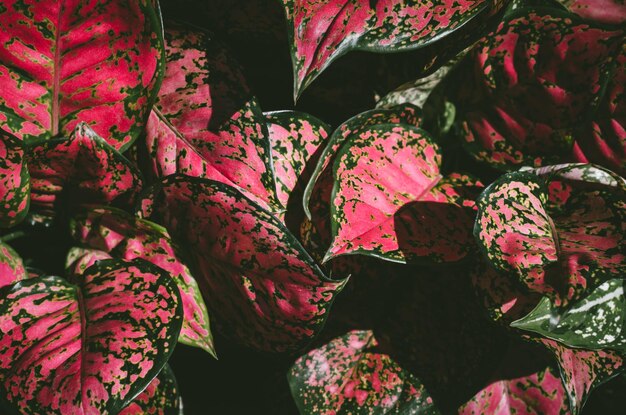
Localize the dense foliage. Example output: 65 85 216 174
0 0 624 414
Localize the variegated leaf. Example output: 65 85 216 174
326 123 481 263
26 123 143 221
0 240 26 289
446 7 625 173
139 175 347 352
0 259 182 415
288 330 440 415
70 207 215 356
538 338 624 414
474 164 625 306
459 366 569 414
119 364 181 415
0 132 30 228
266 110 329 221
0 0 164 150
146 23 278 211
65 246 113 277
559 0 626 24
280 0 504 97
512 279 626 353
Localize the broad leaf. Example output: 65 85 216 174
0 240 26 289
0 258 182 415
512 279 626 353
280 0 504 97
474 164 625 306
0 0 164 150
459 366 569 414
538 338 624 414
444 7 625 173
26 123 143 221
0 132 30 228
326 123 481 263
146 23 278 211
119 364 181 415
70 207 215 356
139 175 347 352
559 0 626 24
65 246 113 277
288 330 440 415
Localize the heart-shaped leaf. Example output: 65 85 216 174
146 23 279 211
0 132 30 228
25 123 143 221
538 338 624 414
280 0 504 98
288 330 440 415
559 0 626 24
139 175 347 352
0 240 26 289
459 366 569 415
512 279 626 353
444 7 625 173
326 122 481 263
119 364 181 415
70 207 215 356
0 0 164 150
474 164 625 306
0 258 182 415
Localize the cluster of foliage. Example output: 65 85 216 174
0 0 624 414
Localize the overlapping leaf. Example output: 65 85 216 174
0 132 30 228
0 0 164 150
25 123 143 221
474 164 625 306
0 258 182 415
323 120 481 263
443 7 626 173
0 240 26 289
146 23 279 211
70 207 215 356
139 175 347 352
280 0 504 97
288 330 440 415
559 0 626 24
119 364 181 415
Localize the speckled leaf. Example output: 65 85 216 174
25 123 143 220
281 0 503 97
559 0 626 24
459 366 569 415
0 258 182 415
538 338 624 414
474 165 625 306
512 279 626 353
119 364 181 415
0 132 30 228
304 104 421 222
0 0 164 150
266 111 329 215
0 240 26 289
65 246 113 277
70 207 215 356
327 123 481 263
139 175 347 352
288 330 440 415
146 24 278 211
447 8 625 172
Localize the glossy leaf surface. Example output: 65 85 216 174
281 0 500 97
71 207 215 356
0 241 26 289
0 0 164 150
140 176 347 352
119 364 181 415
288 330 439 415
0 259 182 415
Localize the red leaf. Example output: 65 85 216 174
0 241 26 289
0 132 30 228
0 0 164 150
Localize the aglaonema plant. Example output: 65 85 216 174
0 0 625 414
